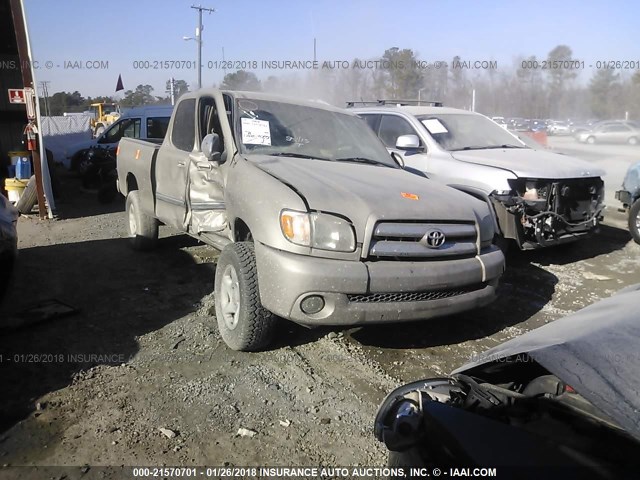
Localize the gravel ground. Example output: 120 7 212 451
0 169 639 478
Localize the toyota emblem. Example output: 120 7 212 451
422 229 446 248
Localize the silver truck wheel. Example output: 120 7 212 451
125 191 158 251
219 264 240 330
214 242 276 351
629 199 640 245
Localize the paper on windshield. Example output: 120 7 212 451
241 118 271 145
422 119 448 134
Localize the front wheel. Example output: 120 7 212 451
125 190 158 250
628 136 638 146
629 199 640 245
586 136 596 144
214 242 276 351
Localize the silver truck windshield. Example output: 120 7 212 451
236 98 397 167
417 113 527 151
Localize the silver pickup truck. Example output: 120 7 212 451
117 90 504 351
350 103 606 250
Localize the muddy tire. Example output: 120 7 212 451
15 175 37 214
125 190 158 251
629 199 640 245
214 242 276 351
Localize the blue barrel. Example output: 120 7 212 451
15 156 32 179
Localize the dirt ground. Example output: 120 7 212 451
1 164 639 478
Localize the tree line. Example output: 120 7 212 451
41 44 640 121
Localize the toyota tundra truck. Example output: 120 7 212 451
117 90 504 351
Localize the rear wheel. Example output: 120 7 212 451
214 242 276 351
628 136 638 146
586 136 596 144
125 190 158 250
629 199 640 245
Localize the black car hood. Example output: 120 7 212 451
454 284 640 441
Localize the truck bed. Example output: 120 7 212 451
117 137 163 216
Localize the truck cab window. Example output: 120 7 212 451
199 96 225 158
379 115 421 148
172 98 196 152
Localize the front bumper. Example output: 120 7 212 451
255 242 504 326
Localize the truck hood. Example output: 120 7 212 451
450 148 606 179
248 155 484 230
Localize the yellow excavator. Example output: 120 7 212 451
89 102 120 137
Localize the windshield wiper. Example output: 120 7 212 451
335 157 392 167
451 144 525 151
269 152 332 161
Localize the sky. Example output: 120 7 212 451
22 0 640 98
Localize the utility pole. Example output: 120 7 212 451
39 80 50 116
190 5 215 89
169 77 176 106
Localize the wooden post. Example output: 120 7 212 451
9 0 47 219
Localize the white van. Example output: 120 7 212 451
65 105 173 170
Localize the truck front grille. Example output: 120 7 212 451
368 221 478 260
347 283 486 303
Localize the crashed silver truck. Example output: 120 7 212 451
116 90 505 351
351 103 606 250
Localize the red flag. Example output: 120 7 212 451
115 74 124 92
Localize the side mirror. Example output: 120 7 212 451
201 133 221 161
395 134 421 151
391 151 405 169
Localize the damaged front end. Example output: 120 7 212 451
490 177 604 249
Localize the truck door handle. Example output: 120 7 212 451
177 161 187 167
197 161 216 171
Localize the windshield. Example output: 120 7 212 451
235 98 397 167
417 113 527 151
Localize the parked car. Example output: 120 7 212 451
65 105 173 172
490 116 508 129
350 104 605 250
117 90 505 351
615 160 640 244
547 120 570 136
0 193 18 300
570 119 600 137
375 285 640 478
529 119 547 132
576 122 640 145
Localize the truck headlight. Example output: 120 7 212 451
280 209 356 252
